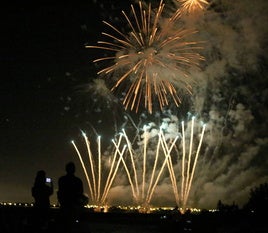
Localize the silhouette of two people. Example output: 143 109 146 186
31 170 54 231
31 163 88 232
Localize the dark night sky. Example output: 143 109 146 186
0 1 267 209
0 1 122 204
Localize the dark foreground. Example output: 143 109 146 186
1 205 267 233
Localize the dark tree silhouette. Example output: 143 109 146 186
217 200 239 213
244 182 268 214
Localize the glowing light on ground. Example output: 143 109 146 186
87 0 204 113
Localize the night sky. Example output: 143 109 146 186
0 1 111 204
1 0 268 209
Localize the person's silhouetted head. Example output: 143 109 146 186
34 170 46 185
65 162 75 175
32 169 53 209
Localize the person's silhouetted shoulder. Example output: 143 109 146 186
57 162 86 209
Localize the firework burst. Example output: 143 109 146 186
87 0 204 114
178 0 209 13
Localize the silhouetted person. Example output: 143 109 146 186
57 162 86 209
57 162 88 232
32 170 54 208
31 170 53 231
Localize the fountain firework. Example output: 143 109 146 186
72 116 206 212
71 131 127 208
115 116 206 212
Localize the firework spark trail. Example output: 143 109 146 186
101 134 123 201
72 132 126 206
114 136 139 202
146 133 162 203
145 132 170 205
82 131 97 201
178 117 206 210
101 139 127 204
120 128 174 208
184 116 195 201
122 129 140 198
145 131 170 206
184 122 206 207
158 131 180 206
86 0 204 113
181 121 186 204
142 128 149 200
145 131 172 206
97 136 101 202
71 140 94 201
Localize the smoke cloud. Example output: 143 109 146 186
82 0 268 209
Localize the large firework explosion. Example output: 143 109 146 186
87 0 204 114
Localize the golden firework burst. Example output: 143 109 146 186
87 0 204 113
178 0 209 13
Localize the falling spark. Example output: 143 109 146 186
87 0 204 114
